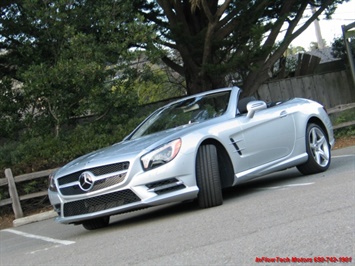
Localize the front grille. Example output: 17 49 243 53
60 173 126 195
57 162 130 195
63 190 140 217
58 162 129 186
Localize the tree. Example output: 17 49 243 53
331 36 355 60
286 45 306 56
1 0 349 139
134 0 348 96
0 0 152 138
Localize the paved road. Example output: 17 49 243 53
1 146 354 266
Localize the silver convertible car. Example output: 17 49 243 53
48 86 334 230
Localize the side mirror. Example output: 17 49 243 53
246 100 267 118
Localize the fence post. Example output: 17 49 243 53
5 168 24 219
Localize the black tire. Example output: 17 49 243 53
196 145 223 208
297 123 331 175
82 216 110 230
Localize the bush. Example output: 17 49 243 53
332 109 355 138
0 114 146 204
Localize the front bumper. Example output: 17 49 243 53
48 155 198 224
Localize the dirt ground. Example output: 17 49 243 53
1 137 354 230
333 136 355 149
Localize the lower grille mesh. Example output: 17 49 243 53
63 190 140 217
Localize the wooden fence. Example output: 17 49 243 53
1 102 354 218
0 168 59 219
257 70 355 109
327 103 355 129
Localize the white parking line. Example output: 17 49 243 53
258 182 315 190
3 229 75 246
332 154 355 158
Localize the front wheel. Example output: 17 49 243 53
297 123 331 175
196 145 223 208
82 216 110 230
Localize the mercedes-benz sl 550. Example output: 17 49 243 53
48 86 334 230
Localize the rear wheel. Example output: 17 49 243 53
297 123 331 175
82 216 110 230
196 145 223 208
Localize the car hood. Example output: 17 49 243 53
55 126 193 178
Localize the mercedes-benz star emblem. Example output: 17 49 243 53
78 171 95 191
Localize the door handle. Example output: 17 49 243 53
280 110 288 118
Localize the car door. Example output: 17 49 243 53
235 102 296 170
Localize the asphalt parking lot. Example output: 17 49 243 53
1 146 354 265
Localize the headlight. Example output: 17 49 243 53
48 170 58 192
141 139 182 171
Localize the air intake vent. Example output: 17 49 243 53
146 178 186 195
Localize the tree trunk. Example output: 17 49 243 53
153 0 335 96
184 66 226 95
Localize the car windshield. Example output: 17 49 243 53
130 91 231 139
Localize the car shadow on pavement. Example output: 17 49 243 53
107 201 198 228
104 168 304 230
222 167 303 200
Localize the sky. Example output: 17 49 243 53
290 0 355 49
